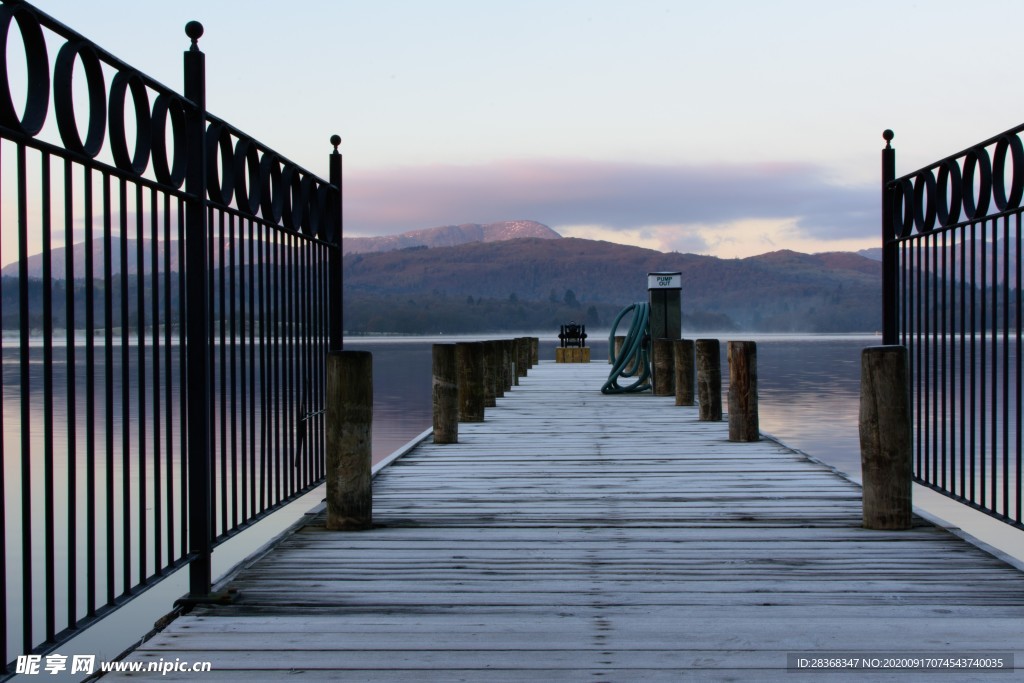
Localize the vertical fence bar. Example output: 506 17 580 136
151 188 162 577
218 210 228 536
41 151 56 641
63 156 78 629
120 178 133 598
882 130 897 345
1 138 6 674
230 215 239 528
1003 216 1011 517
136 184 147 587
103 171 115 607
184 20 212 598
85 169 97 616
17 143 32 653
329 136 343 351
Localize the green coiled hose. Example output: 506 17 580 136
601 302 651 394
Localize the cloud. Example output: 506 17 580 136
343 159 876 255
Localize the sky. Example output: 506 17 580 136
15 0 1024 258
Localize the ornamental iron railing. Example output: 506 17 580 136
882 126 1023 529
0 1 342 672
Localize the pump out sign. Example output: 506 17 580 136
647 272 682 290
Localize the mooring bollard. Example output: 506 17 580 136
696 339 722 421
507 340 517 388
482 341 497 408
326 350 372 531
860 345 912 530
432 343 458 444
673 339 695 406
653 338 675 396
456 341 485 422
612 335 625 364
517 337 529 378
727 341 759 442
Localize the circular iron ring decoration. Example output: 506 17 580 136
259 152 284 223
913 169 937 233
309 184 329 240
320 184 337 244
993 134 1024 212
109 70 151 175
961 147 992 220
233 137 261 216
299 175 319 236
891 178 915 238
280 164 303 231
151 93 186 188
205 122 235 206
935 159 962 227
54 40 106 158
0 5 48 136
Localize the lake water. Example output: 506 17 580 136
6 331 1024 680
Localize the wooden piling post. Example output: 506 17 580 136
652 338 675 396
727 341 759 442
482 341 497 408
507 340 517 388
530 337 539 366
860 345 912 530
673 339 695 406
456 342 485 422
326 351 372 531
612 335 625 364
517 337 529 378
432 344 458 444
696 339 722 421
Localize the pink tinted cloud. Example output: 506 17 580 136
343 159 873 241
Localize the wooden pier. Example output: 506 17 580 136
112 361 1024 681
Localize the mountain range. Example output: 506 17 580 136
343 237 882 333
342 220 560 254
3 220 886 332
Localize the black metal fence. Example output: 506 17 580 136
0 1 341 671
882 126 1023 529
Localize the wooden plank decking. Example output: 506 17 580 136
113 361 1024 681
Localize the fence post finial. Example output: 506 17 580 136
331 134 341 153
185 21 204 51
883 128 894 149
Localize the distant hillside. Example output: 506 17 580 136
342 220 560 254
1 233 885 334
343 237 882 333
1 238 181 280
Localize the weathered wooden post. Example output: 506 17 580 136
326 350 372 530
727 341 758 442
612 335 625 364
482 341 496 408
673 339 695 406
507 340 517 388
432 344 458 444
530 337 539 367
517 337 529 378
860 345 912 530
696 339 722 421
652 338 675 396
456 341 485 422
